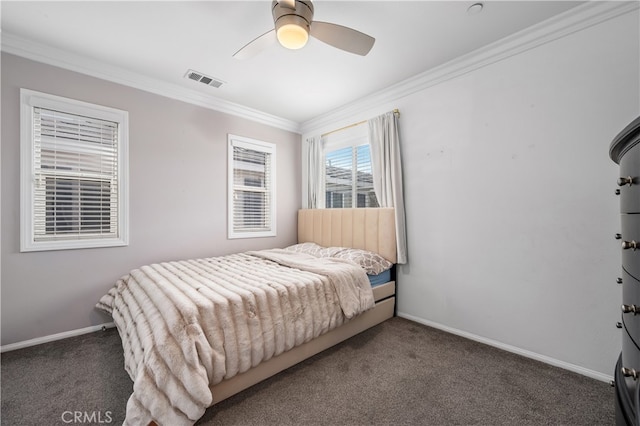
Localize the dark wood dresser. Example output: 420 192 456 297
611 115 640 426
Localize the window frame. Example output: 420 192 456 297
322 124 378 209
20 89 129 252
227 134 277 239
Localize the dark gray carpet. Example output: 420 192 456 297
1 317 614 425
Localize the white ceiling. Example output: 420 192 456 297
1 1 584 127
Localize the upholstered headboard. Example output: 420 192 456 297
297 208 397 264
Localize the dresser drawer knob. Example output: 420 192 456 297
618 176 634 186
622 367 639 380
616 233 622 240
616 322 623 328
615 189 621 195
622 240 638 250
617 277 623 284
622 304 640 314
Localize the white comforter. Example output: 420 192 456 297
97 249 374 426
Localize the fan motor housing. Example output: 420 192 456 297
272 0 314 33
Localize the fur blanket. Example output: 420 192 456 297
97 249 373 426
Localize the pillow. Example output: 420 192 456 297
329 248 393 275
284 242 326 257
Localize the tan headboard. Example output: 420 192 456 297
298 208 397 264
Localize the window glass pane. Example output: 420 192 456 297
325 146 354 208
232 145 271 232
233 147 267 188
235 190 267 229
324 144 378 209
33 107 120 242
44 178 112 236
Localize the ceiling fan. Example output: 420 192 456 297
233 0 375 59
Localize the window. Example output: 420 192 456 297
323 125 378 209
228 135 276 238
20 89 129 252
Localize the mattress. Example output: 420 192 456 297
368 269 391 286
97 249 376 426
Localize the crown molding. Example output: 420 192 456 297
300 1 640 136
3 1 636 137
1 33 301 134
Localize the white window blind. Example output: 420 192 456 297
324 143 378 209
228 135 276 238
21 89 128 251
34 107 119 240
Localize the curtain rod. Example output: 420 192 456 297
321 109 399 138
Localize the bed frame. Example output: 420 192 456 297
209 208 397 403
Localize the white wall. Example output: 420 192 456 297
305 7 639 378
397 9 638 377
1 53 302 346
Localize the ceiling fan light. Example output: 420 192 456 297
277 23 309 50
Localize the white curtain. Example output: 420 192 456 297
303 135 323 209
368 111 408 264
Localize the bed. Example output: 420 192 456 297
97 208 397 426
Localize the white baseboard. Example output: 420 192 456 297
397 312 613 384
1 315 616 384
0 322 116 353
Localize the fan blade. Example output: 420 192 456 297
279 0 296 10
233 29 277 59
310 21 375 56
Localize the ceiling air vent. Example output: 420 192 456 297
184 69 224 88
